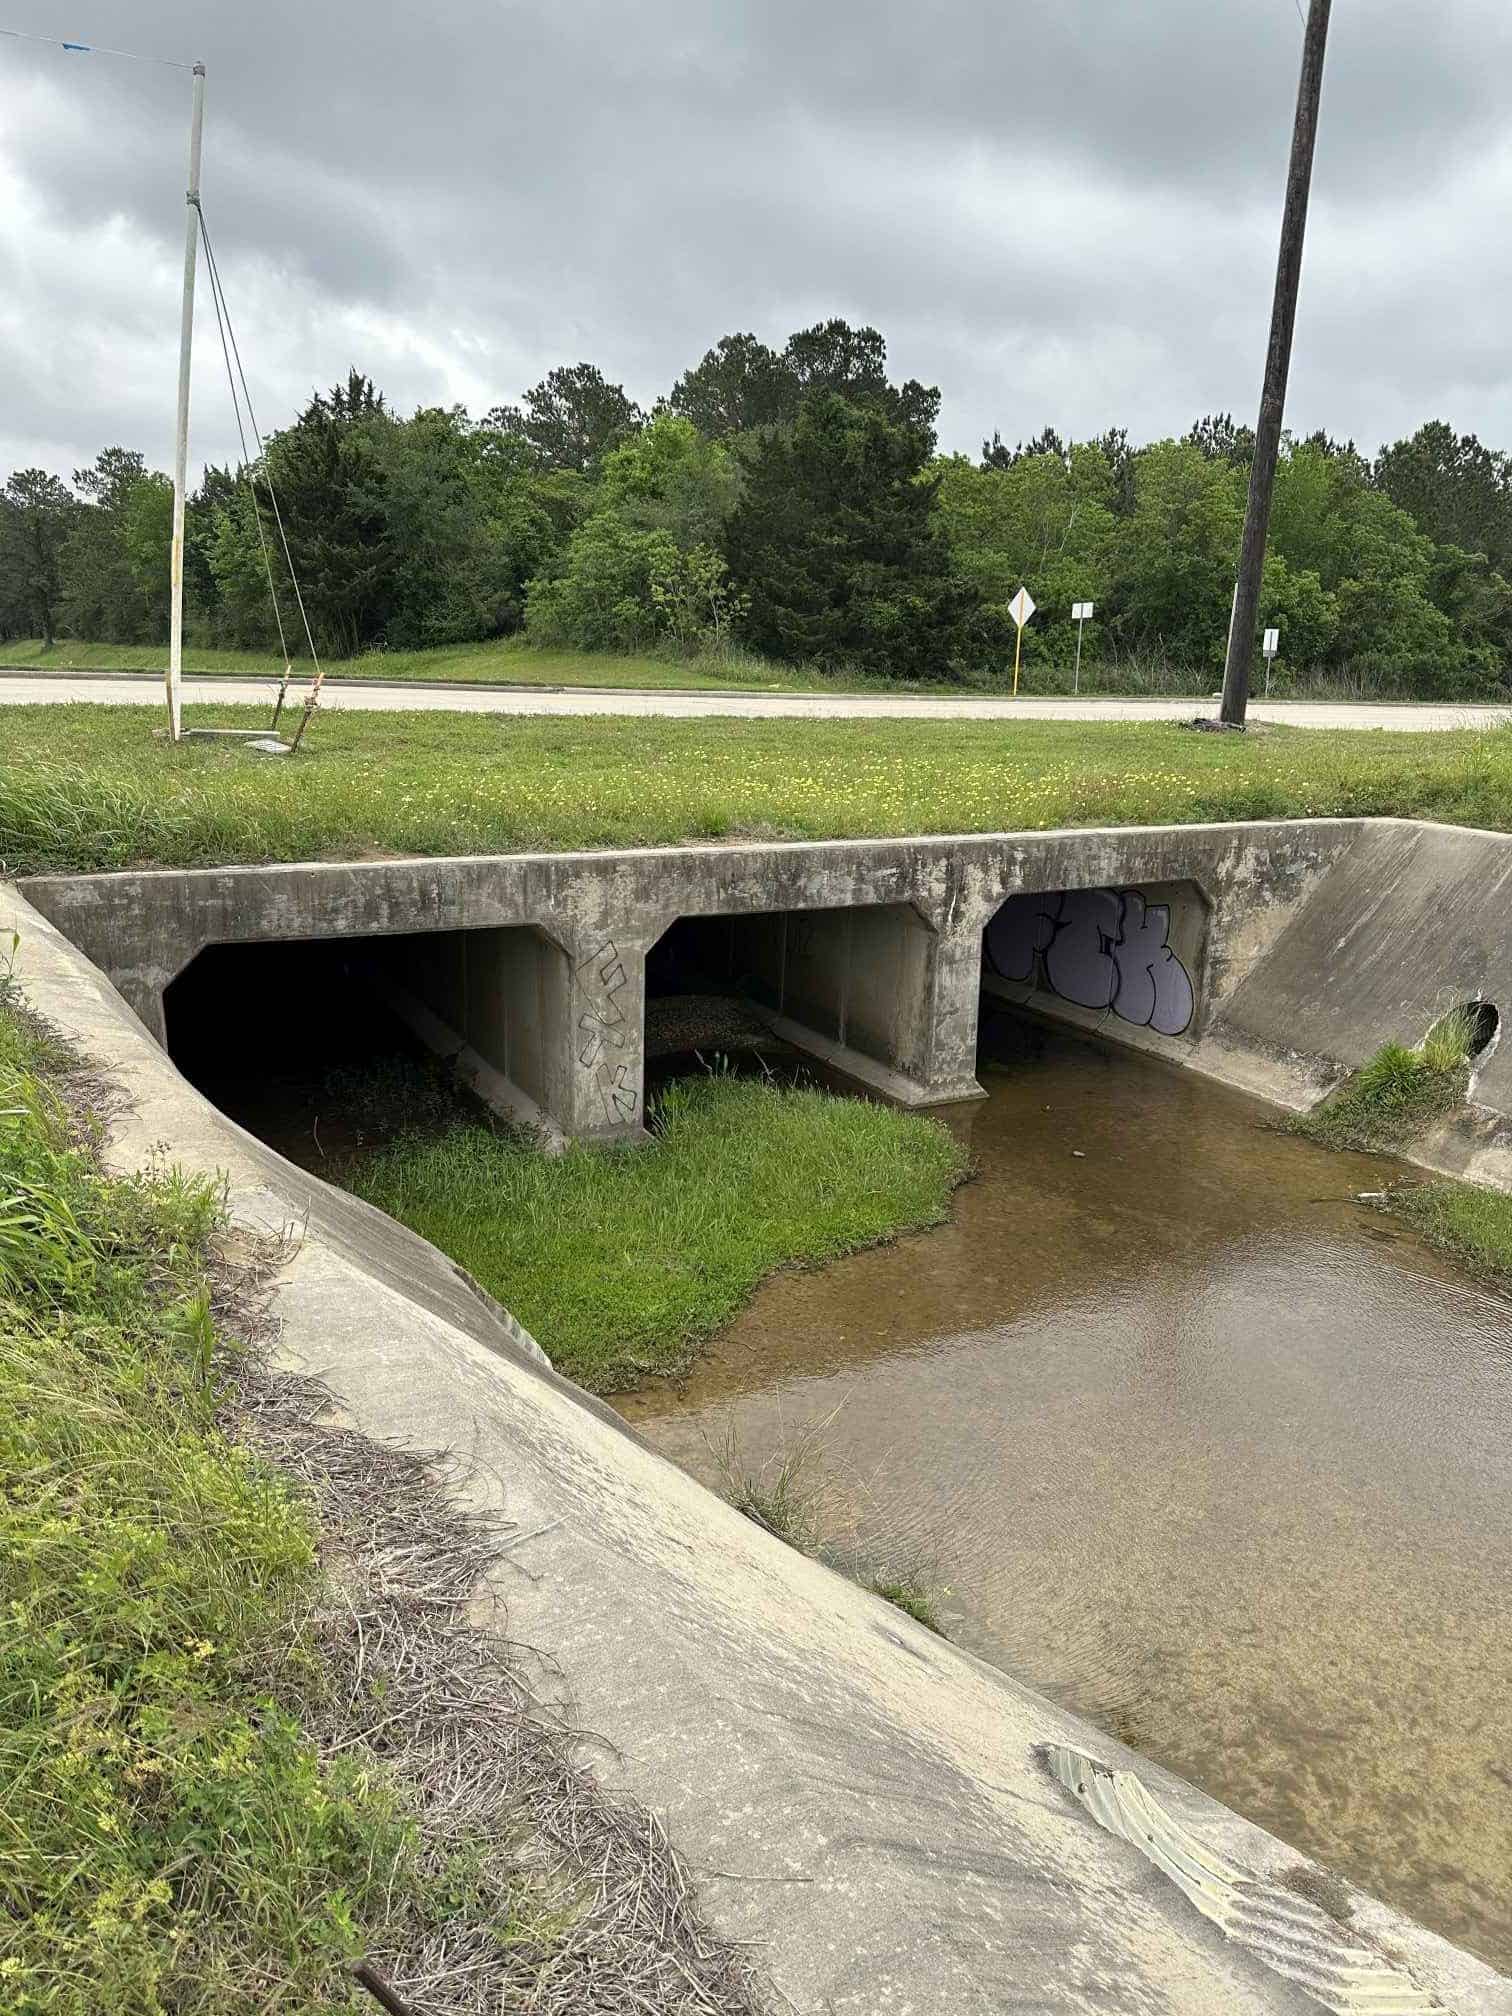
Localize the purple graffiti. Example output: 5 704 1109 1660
985 887 1195 1038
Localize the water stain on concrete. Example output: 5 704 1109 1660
618 1012 1512 1972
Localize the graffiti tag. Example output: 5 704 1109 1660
575 938 638 1125
985 887 1195 1037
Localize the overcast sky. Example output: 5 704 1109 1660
4 0 1512 485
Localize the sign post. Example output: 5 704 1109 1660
1262 625 1280 698
1071 601 1095 695
1008 586 1036 697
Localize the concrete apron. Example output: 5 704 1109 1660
5 881 1510 2015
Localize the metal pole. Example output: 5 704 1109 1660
1012 623 1023 698
1218 0 1331 728
1074 616 1084 696
167 62 206 743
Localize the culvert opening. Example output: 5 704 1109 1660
163 924 565 1168
1435 1000 1500 1061
978 882 1202 1061
644 903 933 1100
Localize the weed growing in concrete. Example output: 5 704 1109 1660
864 1577 948 1636
712 1421 951 1637
1293 1009 1480 1153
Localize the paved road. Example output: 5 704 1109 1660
2 667 1508 732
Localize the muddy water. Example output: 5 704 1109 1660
618 1013 1512 1969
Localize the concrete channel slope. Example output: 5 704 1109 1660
5 874 1510 2015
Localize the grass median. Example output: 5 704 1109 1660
5 703 1512 876
349 1075 970 1393
0 637 831 692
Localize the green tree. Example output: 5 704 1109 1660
489 363 642 473
782 320 940 446
526 515 678 651
724 391 981 680
0 469 77 645
934 445 1115 671
670 333 793 439
211 369 394 654
596 413 741 547
1376 422 1512 576
375 407 557 647
525 415 740 653
1107 441 1245 667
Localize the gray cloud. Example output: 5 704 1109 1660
3 0 1512 483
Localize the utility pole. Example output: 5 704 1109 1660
167 61 206 743
1218 0 1331 728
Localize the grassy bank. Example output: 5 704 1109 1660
350 1076 969 1393
0 637 821 693
0 998 759 2013
1388 1181 1512 1283
6 705 1512 876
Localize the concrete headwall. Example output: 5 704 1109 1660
6 881 1507 2016
22 816 1512 1178
19 818 1358 1141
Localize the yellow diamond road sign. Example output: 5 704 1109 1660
1009 586 1036 629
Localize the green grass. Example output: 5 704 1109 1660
0 637 840 693
1293 1008 1480 1152
1387 1180 1512 1283
349 1076 969 1393
0 999 528 2013
7 704 1512 877
865 1577 947 1636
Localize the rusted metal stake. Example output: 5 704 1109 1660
352 1959 417 2015
287 690 318 753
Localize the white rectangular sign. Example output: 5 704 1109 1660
1072 601 1095 621
1009 586 1036 629
1262 627 1280 656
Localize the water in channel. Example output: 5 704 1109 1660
617 1009 1512 1970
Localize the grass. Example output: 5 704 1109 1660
0 637 850 694
0 1001 460 2011
7 705 1512 877
1386 1180 1512 1283
710 1421 950 1636
0 995 764 2015
349 1075 969 1393
1292 1007 1481 1152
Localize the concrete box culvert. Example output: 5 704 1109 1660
20 816 1512 1182
6 868 1512 2014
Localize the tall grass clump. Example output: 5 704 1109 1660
350 1076 969 1392
1294 1006 1482 1153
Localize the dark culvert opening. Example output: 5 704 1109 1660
643 915 808 1096
163 935 491 1173
1459 1001 1499 1059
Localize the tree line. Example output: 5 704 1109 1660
4 319 1512 694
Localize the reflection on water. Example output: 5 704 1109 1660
617 1012 1512 1970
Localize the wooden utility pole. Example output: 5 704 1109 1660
1218 0 1332 727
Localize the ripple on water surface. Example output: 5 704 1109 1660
617 1019 1512 1971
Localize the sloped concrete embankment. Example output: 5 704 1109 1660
1193 819 1512 1184
5 882 1509 2015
